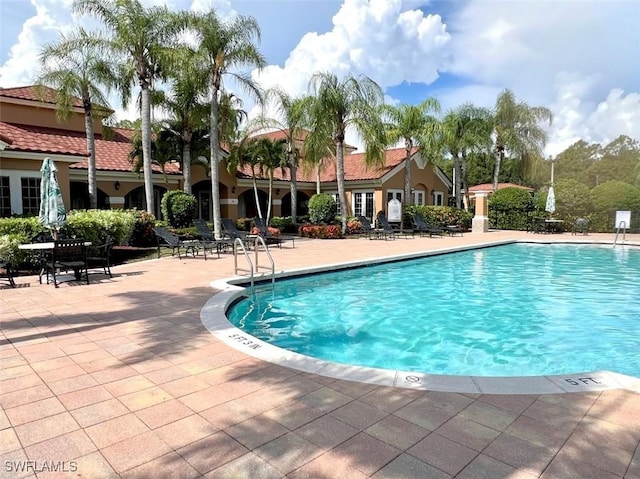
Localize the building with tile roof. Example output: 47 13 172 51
0 85 452 223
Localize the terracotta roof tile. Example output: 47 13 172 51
0 122 179 174
236 146 413 183
0 85 84 108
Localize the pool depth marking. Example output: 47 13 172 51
201 239 640 395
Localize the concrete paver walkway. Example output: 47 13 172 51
1 231 639 478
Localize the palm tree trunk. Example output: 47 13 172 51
267 173 273 225
84 102 97 209
462 152 470 210
182 133 192 194
210 84 222 239
402 144 412 230
454 153 463 208
252 174 263 220
492 147 503 191
141 84 155 215
289 151 297 223
336 141 348 234
316 165 321 194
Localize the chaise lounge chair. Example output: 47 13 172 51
356 215 395 240
377 212 414 239
193 219 233 256
253 217 295 248
412 214 444 238
152 226 209 260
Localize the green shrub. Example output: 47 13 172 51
590 181 640 212
552 179 593 225
64 210 135 247
405 206 472 230
346 217 363 235
488 187 534 230
236 218 252 231
0 217 45 238
308 194 337 224
269 216 292 232
161 190 197 228
298 224 342 239
0 233 31 266
129 210 156 247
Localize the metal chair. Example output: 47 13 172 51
45 239 89 287
152 226 204 259
87 235 114 277
0 260 16 288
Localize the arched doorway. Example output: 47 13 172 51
124 185 166 219
281 191 310 218
238 189 268 219
192 181 228 220
70 182 109 209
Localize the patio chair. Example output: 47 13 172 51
152 226 205 260
412 214 444 237
377 212 412 239
572 218 589 236
193 219 232 256
356 215 395 240
0 259 16 288
87 235 114 278
253 217 296 248
45 238 90 288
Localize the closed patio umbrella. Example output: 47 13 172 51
545 186 556 215
38 157 67 238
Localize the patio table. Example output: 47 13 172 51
19 241 91 283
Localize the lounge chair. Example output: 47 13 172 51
193 219 232 256
0 259 16 288
377 212 413 239
253 217 295 248
412 214 444 237
152 226 207 260
356 215 395 240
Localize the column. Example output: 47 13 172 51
472 190 490 233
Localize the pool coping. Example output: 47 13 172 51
200 238 640 395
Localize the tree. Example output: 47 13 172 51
261 89 314 224
380 98 440 223
492 89 553 191
306 72 386 234
441 104 492 208
190 10 265 239
73 0 187 215
159 49 210 194
252 138 287 224
37 28 117 209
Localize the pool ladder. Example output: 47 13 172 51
613 221 627 248
233 236 275 292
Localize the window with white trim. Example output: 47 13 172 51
386 189 403 204
21 177 41 215
412 189 425 206
432 191 444 206
353 191 375 221
327 192 341 215
0 177 10 217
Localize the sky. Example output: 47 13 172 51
1 0 639 157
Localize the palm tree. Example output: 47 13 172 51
492 89 553 191
441 104 492 208
261 89 314 224
73 0 187 215
306 72 386 234
37 28 117 209
160 50 210 194
190 10 265 239
380 98 440 222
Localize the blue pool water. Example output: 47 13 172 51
227 244 640 377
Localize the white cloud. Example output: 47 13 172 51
252 0 451 97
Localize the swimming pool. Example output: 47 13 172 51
227 243 640 378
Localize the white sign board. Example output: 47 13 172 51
387 198 402 222
615 211 631 229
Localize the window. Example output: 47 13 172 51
386 189 403 204
328 192 341 215
21 177 41 215
433 191 444 206
413 190 425 206
353 191 375 221
0 177 10 217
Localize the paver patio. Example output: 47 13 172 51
1 231 639 478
